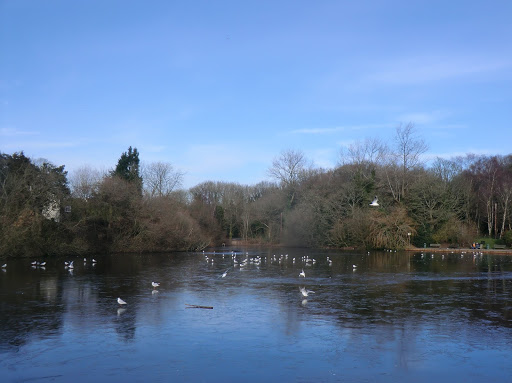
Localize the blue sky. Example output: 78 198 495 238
1 0 511 188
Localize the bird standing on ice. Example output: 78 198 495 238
151 282 160 288
117 297 127 305
299 269 306 278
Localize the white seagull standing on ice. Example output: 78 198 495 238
151 282 160 288
369 196 379 207
117 297 127 305
299 269 306 278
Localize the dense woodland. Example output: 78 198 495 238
2 124 512 258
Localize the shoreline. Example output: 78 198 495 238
404 247 512 255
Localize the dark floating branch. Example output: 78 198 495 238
185 304 213 309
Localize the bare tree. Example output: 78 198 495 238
267 149 311 206
469 156 500 237
340 137 387 167
142 161 184 198
69 165 104 200
268 149 310 186
384 123 428 202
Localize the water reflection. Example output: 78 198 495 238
1 249 512 382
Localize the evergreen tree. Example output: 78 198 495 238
112 146 142 191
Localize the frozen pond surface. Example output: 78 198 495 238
2 248 512 382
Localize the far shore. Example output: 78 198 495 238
404 246 512 255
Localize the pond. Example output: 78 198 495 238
1 248 512 382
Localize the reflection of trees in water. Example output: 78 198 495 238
0 310 63 352
0 270 65 351
323 271 512 330
0 252 200 352
2 250 512 355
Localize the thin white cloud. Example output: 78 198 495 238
291 127 345 134
0 127 39 137
291 123 393 135
3 141 76 150
364 55 511 86
397 111 449 125
305 148 337 169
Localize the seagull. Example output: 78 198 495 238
151 282 160 288
299 287 315 297
221 270 228 278
369 196 379 207
299 269 306 278
117 297 127 305
1 263 6 268
352 264 357 271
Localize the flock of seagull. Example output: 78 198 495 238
0 257 97 272
115 250 350 307
200 251 337 305
226 251 359 304
1 250 360 307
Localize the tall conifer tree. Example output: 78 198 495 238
112 146 142 192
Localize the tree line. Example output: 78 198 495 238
2 124 512 258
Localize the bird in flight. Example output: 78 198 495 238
221 269 228 278
299 287 315 297
117 297 127 305
369 196 379 207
